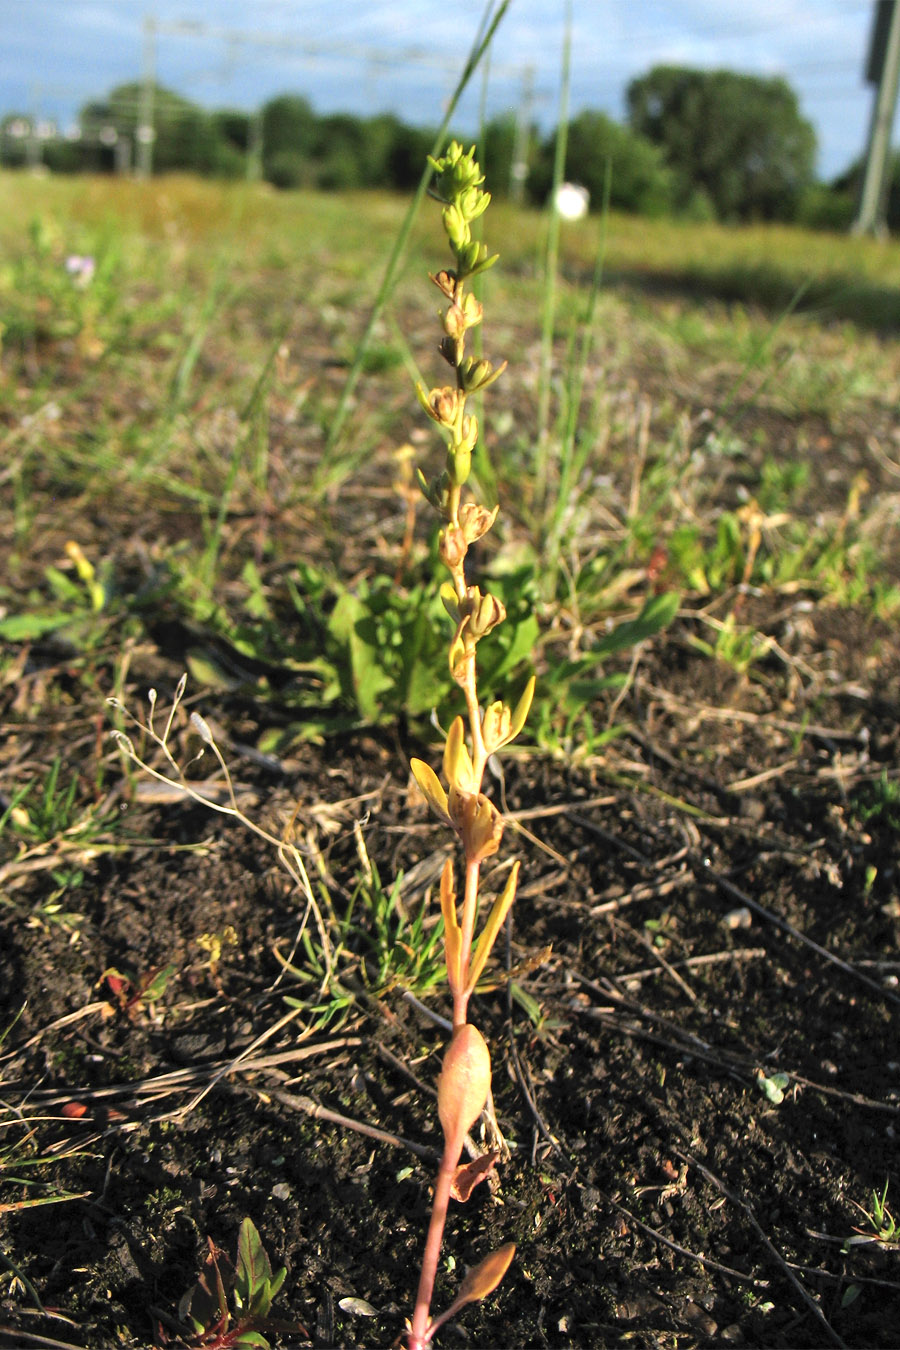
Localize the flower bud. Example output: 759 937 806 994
448 623 469 682
475 592 505 637
429 142 484 201
482 700 511 753
439 580 460 619
481 676 535 754
461 586 505 638
458 357 490 392
460 356 507 393
460 186 490 221
417 467 453 516
448 445 471 488
457 414 478 455
457 240 500 278
438 336 457 366
462 293 484 326
443 715 477 794
442 203 470 253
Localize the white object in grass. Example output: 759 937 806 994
554 182 589 220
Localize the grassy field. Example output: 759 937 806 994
1 169 900 1349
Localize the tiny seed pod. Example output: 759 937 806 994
190 712 214 744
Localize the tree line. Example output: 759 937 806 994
0 66 875 229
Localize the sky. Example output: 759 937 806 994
0 0 887 181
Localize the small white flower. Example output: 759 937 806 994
65 254 95 287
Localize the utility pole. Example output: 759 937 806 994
136 16 157 178
855 0 900 235
509 65 534 202
27 84 41 170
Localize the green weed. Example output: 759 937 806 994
852 771 900 834
688 612 773 677
344 825 445 999
0 541 118 645
844 1181 898 1249
157 1216 304 1348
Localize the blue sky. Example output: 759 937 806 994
0 0 885 180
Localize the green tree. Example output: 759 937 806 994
627 66 816 221
212 109 250 155
261 93 317 187
385 120 437 190
0 114 34 168
312 112 368 189
79 83 238 175
528 110 675 216
474 113 540 200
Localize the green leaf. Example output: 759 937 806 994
592 592 679 662
141 964 176 1002
0 612 75 641
328 589 393 721
185 648 245 691
44 565 83 604
510 981 543 1026
397 604 446 716
240 558 272 620
268 1266 286 1301
236 1218 273 1310
481 612 540 687
756 1070 790 1105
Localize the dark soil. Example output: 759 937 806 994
3 581 900 1350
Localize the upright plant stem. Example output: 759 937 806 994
323 0 512 468
406 137 526 1350
457 858 482 1021
410 1147 458 1348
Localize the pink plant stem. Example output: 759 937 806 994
453 856 481 1026
408 1137 460 1350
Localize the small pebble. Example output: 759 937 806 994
724 906 752 929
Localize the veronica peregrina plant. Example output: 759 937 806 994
405 140 534 1350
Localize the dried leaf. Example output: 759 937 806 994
444 716 476 793
455 1243 515 1305
428 1243 516 1337
437 1024 491 1155
466 862 519 996
440 859 462 992
451 1150 500 1202
507 674 536 744
410 758 450 824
